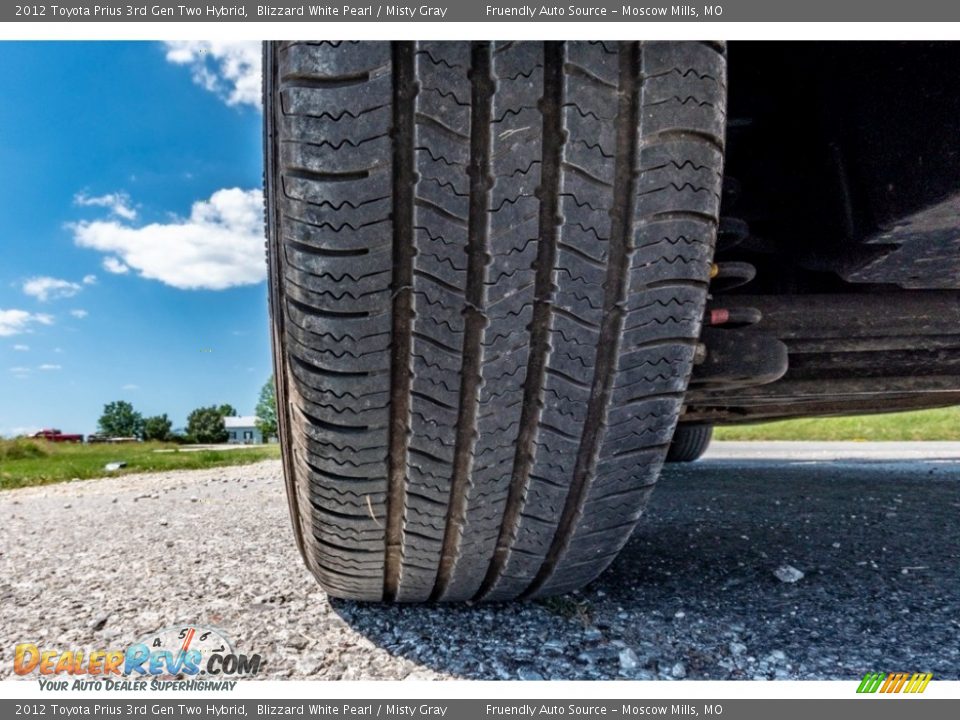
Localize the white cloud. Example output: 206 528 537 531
103 257 130 274
69 309 89 319
163 41 261 108
23 276 83 302
9 366 31 374
71 188 266 291
122 383 139 390
75 191 138 221
0 310 53 337
1 426 41 437
38 364 61 371
12 344 29 351
83 274 97 285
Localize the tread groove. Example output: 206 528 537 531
521 41 642 599
476 40 565 601
431 41 494 601
383 42 416 602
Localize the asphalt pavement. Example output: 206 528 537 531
1 442 957 680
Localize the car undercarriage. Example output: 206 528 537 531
685 41 960 427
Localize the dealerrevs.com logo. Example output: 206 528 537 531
857 672 933 694
14 625 263 691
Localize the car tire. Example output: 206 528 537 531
666 423 714 462
264 40 726 601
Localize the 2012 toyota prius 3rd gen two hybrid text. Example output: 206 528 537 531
263 41 960 602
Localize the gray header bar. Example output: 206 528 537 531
6 1 960 22
1 700 959 720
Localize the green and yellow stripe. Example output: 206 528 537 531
857 672 932 694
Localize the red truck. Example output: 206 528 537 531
32 429 84 443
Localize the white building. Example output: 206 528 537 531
224 416 263 445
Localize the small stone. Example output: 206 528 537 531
285 635 309 651
619 648 639 671
774 564 804 583
158 519 169 527
584 628 602 641
671 662 687 679
729 642 747 656
190 496 199 503
90 615 109 631
674 610 686 619
518 669 544 681
295 655 324 676
831 542 841 549
63 503 72 509
404 670 436 681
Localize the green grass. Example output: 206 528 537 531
713 406 960 442
0 439 281 491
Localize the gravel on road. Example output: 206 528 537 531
2 444 958 681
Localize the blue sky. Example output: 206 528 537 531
0 41 270 436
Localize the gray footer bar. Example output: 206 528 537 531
3 699 958 719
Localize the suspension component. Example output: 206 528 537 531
710 261 757 291
707 306 763 328
690 188 787 392
688 328 789 391
717 216 750 253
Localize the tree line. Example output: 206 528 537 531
95 376 278 444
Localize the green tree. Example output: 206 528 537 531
217 404 237 418
97 400 144 439
142 414 173 442
255 376 278 440
186 406 229 444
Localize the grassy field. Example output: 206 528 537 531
0 439 281 491
4 405 958 490
714 406 960 442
